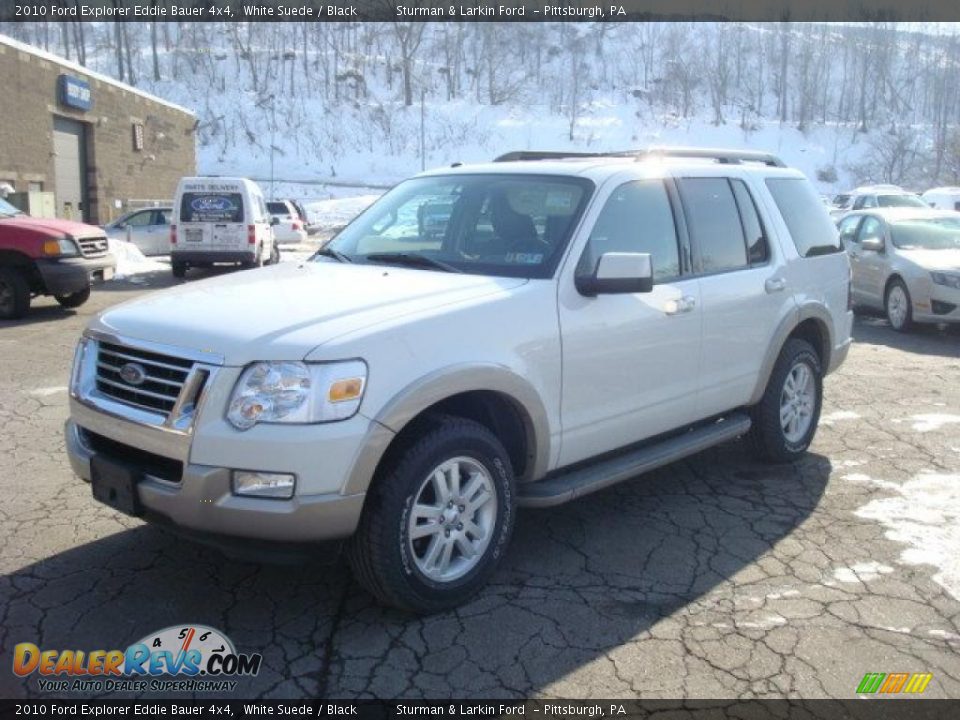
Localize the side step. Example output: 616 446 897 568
517 413 752 508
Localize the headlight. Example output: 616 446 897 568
42 237 80 257
226 360 367 430
931 272 960 289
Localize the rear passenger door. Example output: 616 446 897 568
558 178 702 466
676 176 787 418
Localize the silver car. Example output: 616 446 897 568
839 208 960 331
104 207 172 256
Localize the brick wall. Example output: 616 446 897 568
0 41 195 224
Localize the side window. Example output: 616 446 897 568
576 179 680 282
860 195 878 209
125 210 153 227
730 179 769 265
955 201 960 212
152 209 171 225
764 177 842 257
677 177 748 273
857 216 883 243
838 216 862 245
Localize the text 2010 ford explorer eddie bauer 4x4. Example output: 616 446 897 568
66 148 852 613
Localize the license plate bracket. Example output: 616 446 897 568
91 455 143 517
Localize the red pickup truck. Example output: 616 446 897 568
0 197 116 320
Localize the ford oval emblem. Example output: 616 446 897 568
119 362 147 386
191 196 234 212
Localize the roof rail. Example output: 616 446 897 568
493 146 787 168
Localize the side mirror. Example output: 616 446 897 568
861 236 884 252
576 252 654 296
270 217 280 226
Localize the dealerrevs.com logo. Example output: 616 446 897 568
13 625 262 693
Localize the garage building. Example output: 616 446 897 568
0 34 195 224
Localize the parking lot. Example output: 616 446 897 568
1 270 959 700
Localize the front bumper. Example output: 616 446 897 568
914 282 960 324
35 255 116 296
66 418 366 544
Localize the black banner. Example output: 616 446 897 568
3 700 960 720
3 0 960 22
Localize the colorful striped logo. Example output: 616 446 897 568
857 672 933 694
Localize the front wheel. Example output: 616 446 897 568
348 416 515 614
748 338 823 463
171 261 187 279
55 286 91 309
885 279 913 332
0 267 30 320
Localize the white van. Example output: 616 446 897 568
171 177 279 278
921 187 960 212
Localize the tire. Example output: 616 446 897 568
885 278 913 332
54 286 90 309
348 416 516 614
172 261 187 279
748 338 823 463
269 243 281 265
0 267 30 320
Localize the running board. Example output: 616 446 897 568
517 413 752 508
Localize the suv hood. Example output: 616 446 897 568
0 215 104 238
92 261 527 365
898 248 960 271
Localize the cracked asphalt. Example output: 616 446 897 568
1 273 959 700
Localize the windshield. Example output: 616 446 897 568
321 174 593 278
890 217 960 250
877 194 928 208
0 198 24 217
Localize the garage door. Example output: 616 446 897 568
53 116 87 221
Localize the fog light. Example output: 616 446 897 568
232 471 296 499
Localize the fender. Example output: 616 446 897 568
342 363 552 495
747 302 835 406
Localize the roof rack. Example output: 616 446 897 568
493 146 787 168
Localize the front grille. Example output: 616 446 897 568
95 341 194 415
77 235 109 258
82 429 183 483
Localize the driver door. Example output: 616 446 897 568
853 215 888 306
557 178 702 467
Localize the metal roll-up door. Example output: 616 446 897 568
52 116 87 221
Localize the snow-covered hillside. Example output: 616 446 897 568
4 21 960 199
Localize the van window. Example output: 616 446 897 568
179 192 244 223
765 178 842 257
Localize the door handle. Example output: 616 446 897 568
664 295 696 315
765 277 787 293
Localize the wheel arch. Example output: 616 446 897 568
343 364 551 495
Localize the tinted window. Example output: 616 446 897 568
856 217 884 244
577 180 680 281
179 193 244 223
730 179 768 265
765 178 842 257
677 178 748 272
153 209 171 225
267 201 290 215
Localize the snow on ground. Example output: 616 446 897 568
107 238 167 279
302 195 380 230
910 414 960 432
833 562 895 584
855 473 960 599
821 410 861 425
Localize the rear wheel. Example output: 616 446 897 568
172 261 187 279
55 286 90 309
269 243 281 265
348 416 515 614
0 267 30 320
748 338 822 463
885 279 913 332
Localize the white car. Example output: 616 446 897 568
267 200 308 244
104 207 172 256
921 187 960 212
66 147 852 613
830 185 928 219
839 207 960 330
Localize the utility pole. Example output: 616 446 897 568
270 99 276 199
420 87 426 172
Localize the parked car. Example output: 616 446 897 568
171 177 279 278
920 187 960 212
104 206 173 256
289 199 320 236
66 147 851 612
0 197 116 319
830 185 928 219
267 200 309 244
839 207 960 331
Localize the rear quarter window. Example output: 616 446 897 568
764 178 842 257
179 192 244 223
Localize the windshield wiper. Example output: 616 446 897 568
313 246 352 263
365 252 463 273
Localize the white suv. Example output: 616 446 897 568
830 184 928 218
66 147 852 613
